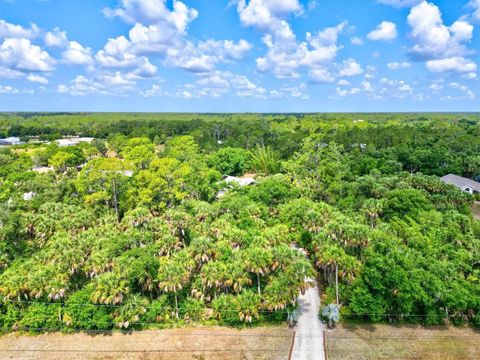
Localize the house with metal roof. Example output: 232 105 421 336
0 137 21 146
440 174 480 195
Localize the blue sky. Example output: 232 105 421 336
0 0 479 112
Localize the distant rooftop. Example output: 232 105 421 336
223 175 256 187
440 174 480 193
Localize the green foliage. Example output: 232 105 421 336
1 113 480 331
20 303 63 331
63 289 112 330
208 147 250 176
249 145 280 175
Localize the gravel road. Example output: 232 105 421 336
291 280 325 360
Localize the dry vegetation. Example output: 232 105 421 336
0 327 293 360
325 324 480 360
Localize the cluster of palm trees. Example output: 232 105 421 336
0 194 315 328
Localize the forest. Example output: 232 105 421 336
0 112 479 332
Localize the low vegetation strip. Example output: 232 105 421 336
0 327 292 360
325 324 480 360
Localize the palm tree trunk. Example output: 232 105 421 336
257 274 261 295
112 179 119 223
174 293 179 319
335 263 339 305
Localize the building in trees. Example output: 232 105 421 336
440 174 480 195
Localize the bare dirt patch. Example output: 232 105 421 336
0 327 292 360
325 324 480 360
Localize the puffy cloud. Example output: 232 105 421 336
376 0 421 7
255 21 347 79
58 72 137 96
273 85 307 99
62 41 94 66
178 71 266 98
337 79 351 86
350 36 363 45
426 57 477 73
27 73 48 84
338 59 363 77
0 20 39 39
407 1 476 73
165 39 251 73
44 27 68 47
387 61 411 70
104 0 198 34
99 2 250 76
95 36 157 77
141 84 166 97
309 68 335 83
407 2 475 72
235 0 303 32
0 38 55 72
367 21 397 41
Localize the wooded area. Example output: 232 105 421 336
0 113 479 332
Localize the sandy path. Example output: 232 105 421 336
291 280 325 360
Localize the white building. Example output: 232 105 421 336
56 137 95 147
217 175 257 199
0 137 21 146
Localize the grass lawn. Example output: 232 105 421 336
0 326 293 360
325 324 480 360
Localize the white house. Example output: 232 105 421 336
217 175 257 199
56 137 95 147
0 137 21 146
440 174 480 195
56 139 76 147
223 175 256 187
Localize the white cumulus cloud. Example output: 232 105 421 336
62 41 94 66
44 27 68 47
27 73 48 84
367 21 397 41
0 38 55 72
0 20 39 39
338 59 363 77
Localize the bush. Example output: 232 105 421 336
63 289 112 330
0 303 22 332
144 296 174 325
180 298 205 323
20 303 63 331
208 147 250 176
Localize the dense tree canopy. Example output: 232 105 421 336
0 112 479 332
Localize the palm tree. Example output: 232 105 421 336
242 246 273 295
249 145 280 175
362 198 384 228
91 272 129 305
156 252 193 318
